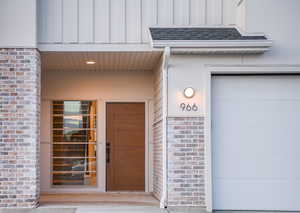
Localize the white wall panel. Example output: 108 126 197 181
95 0 110 43
40 0 62 43
110 0 126 43
158 0 173 25
207 0 223 25
190 0 206 25
0 0 37 47
174 0 190 25
141 0 157 42
223 0 238 25
126 0 142 43
78 0 94 43
142 0 158 42
243 0 300 64
38 0 238 45
63 0 78 43
38 0 47 43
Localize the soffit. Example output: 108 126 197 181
41 51 162 72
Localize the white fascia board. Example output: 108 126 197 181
152 40 272 54
152 39 272 48
170 47 270 55
37 43 160 52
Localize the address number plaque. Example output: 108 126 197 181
180 103 199 112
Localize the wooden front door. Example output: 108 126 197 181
106 103 145 191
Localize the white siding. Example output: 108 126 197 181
223 0 238 25
62 0 78 43
78 0 94 43
39 0 62 43
38 0 238 44
173 0 190 25
207 0 223 25
158 0 173 25
141 0 157 42
126 0 142 43
110 0 126 43
0 0 37 47
190 0 206 25
95 0 110 43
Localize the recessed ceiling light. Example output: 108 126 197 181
86 61 96 65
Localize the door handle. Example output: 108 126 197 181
106 142 110 163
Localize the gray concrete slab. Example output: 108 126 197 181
0 208 76 213
214 211 300 213
167 207 207 213
75 206 167 213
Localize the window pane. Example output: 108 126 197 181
53 129 96 142
53 115 96 129
53 158 96 172
53 172 96 186
52 100 97 186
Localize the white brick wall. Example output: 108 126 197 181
167 117 205 207
152 57 163 201
153 120 163 200
0 48 41 207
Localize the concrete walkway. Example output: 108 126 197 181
0 207 298 213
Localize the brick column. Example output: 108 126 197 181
167 117 205 207
0 48 41 207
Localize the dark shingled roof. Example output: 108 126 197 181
149 27 267 41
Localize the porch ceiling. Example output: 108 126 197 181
41 51 162 72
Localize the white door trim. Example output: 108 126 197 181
203 65 300 212
103 99 151 193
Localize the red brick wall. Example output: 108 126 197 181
0 48 40 207
167 117 205 207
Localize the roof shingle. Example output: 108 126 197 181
149 27 267 41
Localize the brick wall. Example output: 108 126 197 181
153 57 163 202
0 48 41 207
167 117 205 207
153 120 163 200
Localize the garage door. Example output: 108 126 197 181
212 75 300 211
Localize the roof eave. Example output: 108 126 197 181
151 40 272 54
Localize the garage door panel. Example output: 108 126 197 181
213 102 291 179
214 179 293 210
213 75 300 99
212 75 300 211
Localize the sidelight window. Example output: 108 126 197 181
52 100 97 186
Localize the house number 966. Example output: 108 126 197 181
180 103 198 112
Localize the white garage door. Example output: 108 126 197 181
212 75 300 211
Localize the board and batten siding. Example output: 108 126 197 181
38 0 238 44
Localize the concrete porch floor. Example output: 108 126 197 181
39 192 160 207
37 193 164 213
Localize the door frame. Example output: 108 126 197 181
204 65 300 212
103 100 151 192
